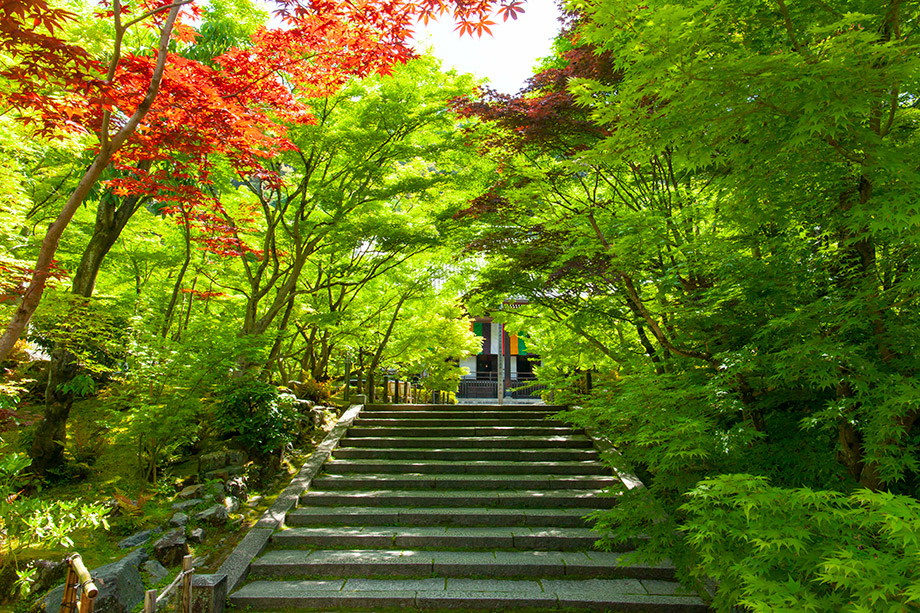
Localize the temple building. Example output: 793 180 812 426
457 314 542 400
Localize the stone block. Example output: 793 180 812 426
188 527 206 543
118 529 153 549
169 512 189 527
225 475 248 499
195 504 228 525
153 528 189 567
177 484 206 499
190 573 227 613
223 496 240 513
308 407 325 428
172 498 205 512
141 560 169 583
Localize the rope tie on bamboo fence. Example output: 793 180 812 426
60 553 98 613
145 555 195 613
155 564 195 604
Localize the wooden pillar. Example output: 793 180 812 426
144 589 157 613
503 326 512 395
60 568 78 613
61 554 98 613
179 555 193 613
343 355 351 401
366 371 375 403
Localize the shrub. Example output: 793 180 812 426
562 370 756 592
129 397 201 482
0 446 108 598
215 378 298 455
682 474 920 613
293 376 331 404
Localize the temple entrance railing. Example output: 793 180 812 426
457 375 545 400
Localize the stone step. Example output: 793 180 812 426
364 404 566 412
231 578 708 611
337 436 594 449
299 489 618 509
347 426 579 438
355 418 558 427
271 526 604 551
359 411 557 420
324 460 609 475
331 447 601 462
311 474 620 491
225 403 701 612
285 506 599 528
248 549 675 581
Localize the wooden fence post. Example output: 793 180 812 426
180 555 193 613
59 566 77 613
144 589 157 613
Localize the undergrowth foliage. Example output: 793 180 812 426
683 475 920 613
214 378 298 456
565 371 916 610
0 447 108 598
563 370 760 595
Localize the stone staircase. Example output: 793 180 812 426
229 404 707 611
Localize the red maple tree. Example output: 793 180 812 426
0 0 528 365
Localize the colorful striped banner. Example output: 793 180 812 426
509 335 528 356
471 322 529 356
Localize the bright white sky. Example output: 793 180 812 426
410 3 563 94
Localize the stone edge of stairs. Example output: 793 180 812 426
211 402 365 594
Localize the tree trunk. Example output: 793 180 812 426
161 205 192 338
311 330 333 381
29 345 79 474
363 291 411 401
264 295 297 374
30 191 147 474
